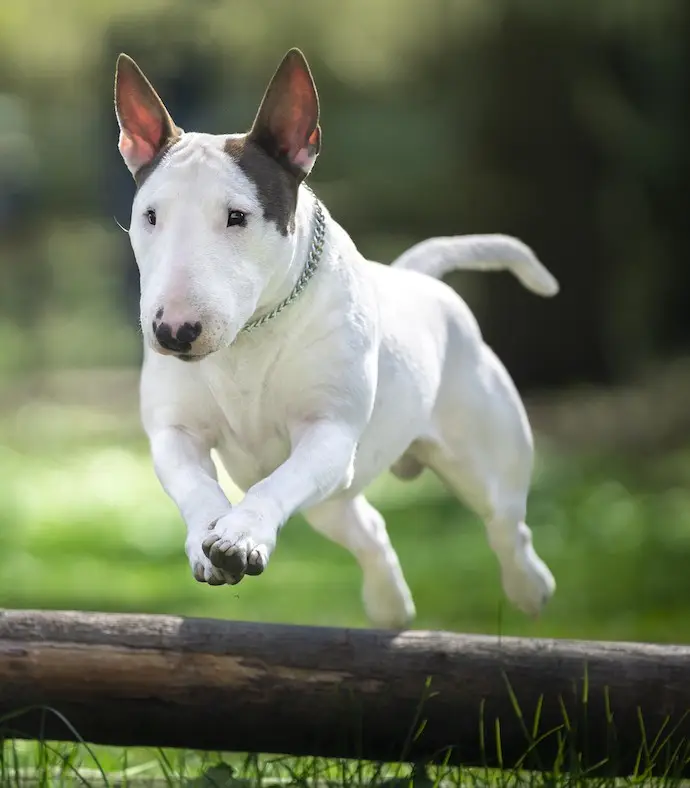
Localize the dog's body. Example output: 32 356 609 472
115 49 558 627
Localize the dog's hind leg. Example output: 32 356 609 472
422 346 556 616
303 495 416 629
433 451 555 616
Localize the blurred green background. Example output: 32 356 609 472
1 0 690 644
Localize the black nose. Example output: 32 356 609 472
153 321 202 353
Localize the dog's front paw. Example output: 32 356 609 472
185 538 231 586
202 509 276 583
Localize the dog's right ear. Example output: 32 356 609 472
114 54 181 177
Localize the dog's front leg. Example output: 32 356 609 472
149 426 234 585
202 419 358 582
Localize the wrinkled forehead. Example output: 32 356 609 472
134 132 298 234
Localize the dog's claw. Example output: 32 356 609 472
201 532 221 557
192 559 227 586
193 562 206 583
212 538 247 578
246 548 267 576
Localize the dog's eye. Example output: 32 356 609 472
145 209 157 227
227 210 246 228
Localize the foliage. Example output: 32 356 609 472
0 0 689 386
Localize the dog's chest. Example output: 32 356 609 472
201 354 291 490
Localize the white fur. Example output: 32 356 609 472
127 131 558 629
391 234 560 296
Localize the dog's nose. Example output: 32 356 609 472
153 319 202 353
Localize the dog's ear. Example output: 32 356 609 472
248 48 321 179
114 54 181 177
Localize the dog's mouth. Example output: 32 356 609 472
150 344 212 363
177 352 210 363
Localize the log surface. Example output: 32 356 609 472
0 609 689 775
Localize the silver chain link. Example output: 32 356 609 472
240 185 326 335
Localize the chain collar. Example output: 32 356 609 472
239 185 326 335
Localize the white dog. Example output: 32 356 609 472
114 48 559 628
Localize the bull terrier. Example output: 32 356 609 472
114 48 559 628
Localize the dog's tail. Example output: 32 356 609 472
390 234 559 297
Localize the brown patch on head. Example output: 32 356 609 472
134 135 181 191
225 135 298 236
220 48 319 230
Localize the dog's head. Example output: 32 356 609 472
114 49 321 361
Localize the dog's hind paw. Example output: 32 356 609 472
501 545 556 618
362 574 417 630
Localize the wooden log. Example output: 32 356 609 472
0 609 689 776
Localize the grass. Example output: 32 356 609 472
2 398 690 642
2 385 690 784
2 682 690 788
2 704 689 787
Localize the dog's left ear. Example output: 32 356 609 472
249 48 321 179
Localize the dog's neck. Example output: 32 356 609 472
246 184 322 330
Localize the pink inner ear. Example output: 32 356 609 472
117 74 168 169
290 126 319 171
276 63 318 167
126 93 164 140
291 146 313 170
250 51 320 174
118 131 157 171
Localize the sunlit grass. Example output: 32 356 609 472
2 399 690 641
